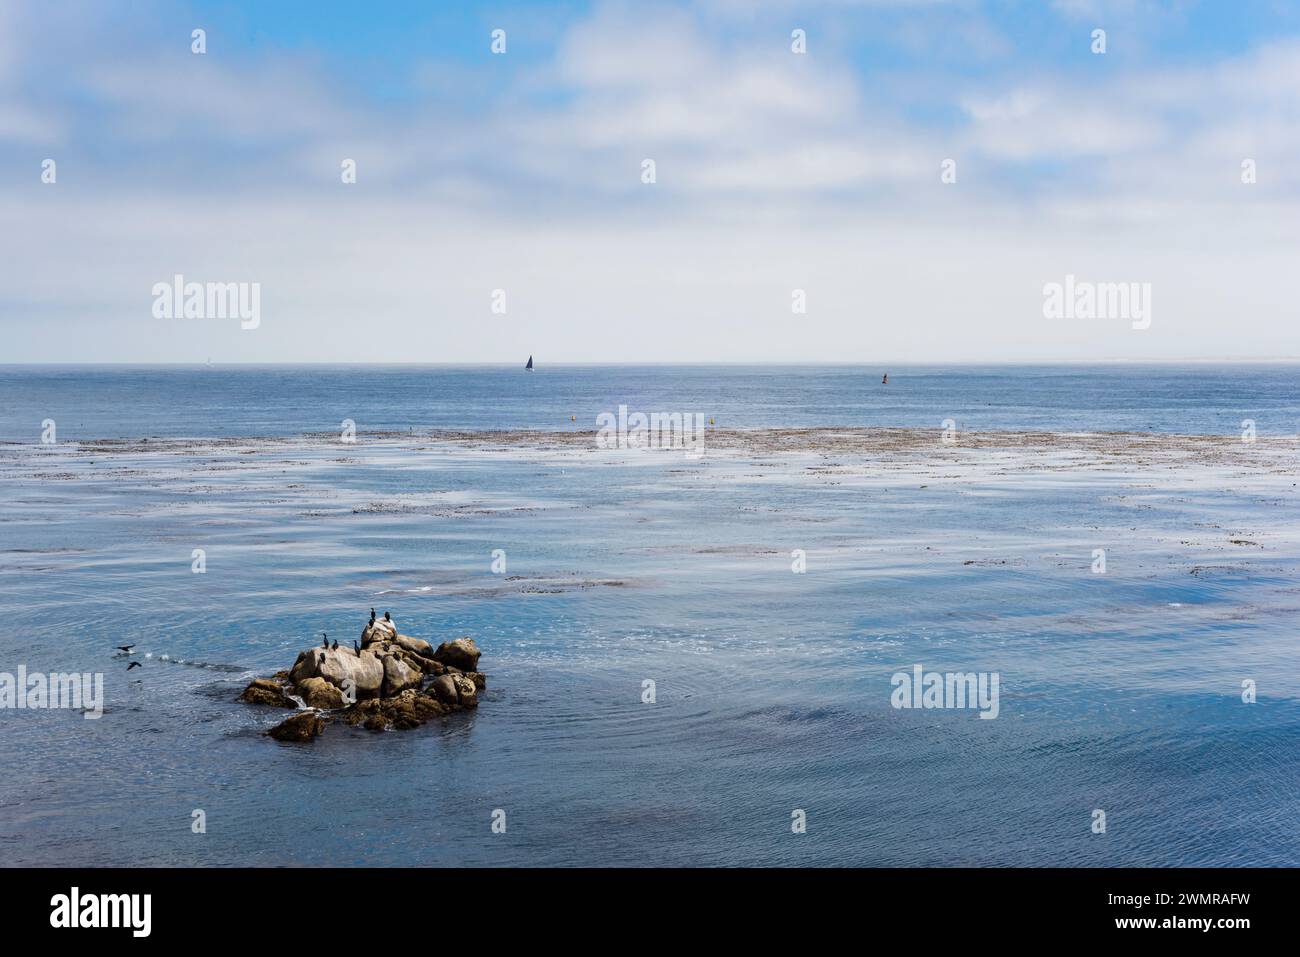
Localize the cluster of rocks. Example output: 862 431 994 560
238 615 485 741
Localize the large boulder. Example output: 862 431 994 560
451 674 478 708
297 676 345 710
238 677 293 708
429 674 459 706
433 637 481 672
430 673 478 707
289 646 383 700
382 655 423 697
385 644 432 675
392 633 435 660
267 711 325 742
359 623 441 671
362 618 398 646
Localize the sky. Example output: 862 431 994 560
2 0 1299 363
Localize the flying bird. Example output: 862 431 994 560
126 661 142 671
115 644 135 653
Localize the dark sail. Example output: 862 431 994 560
526 355 533 370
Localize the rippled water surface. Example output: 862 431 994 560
1 365 1298 866
4 362 1300 439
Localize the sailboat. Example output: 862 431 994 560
525 355 533 371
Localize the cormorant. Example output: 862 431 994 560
127 661 142 671
321 633 329 649
116 644 134 653
384 612 391 622
331 639 338 650
353 639 360 654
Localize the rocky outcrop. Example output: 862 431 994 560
392 633 434 659
381 655 423 697
297 676 345 710
268 711 325 742
428 674 459 705
238 677 294 708
428 672 479 708
361 617 397 646
341 689 452 732
288 645 384 699
240 613 487 741
432 637 481 672
451 674 478 707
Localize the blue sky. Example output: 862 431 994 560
191 1 1291 74
3 0 1299 361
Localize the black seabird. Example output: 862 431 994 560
331 639 338 650
126 661 142 670
116 644 135 653
321 633 329 648
353 639 360 654
384 612 391 623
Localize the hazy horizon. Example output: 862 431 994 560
6 357 1300 367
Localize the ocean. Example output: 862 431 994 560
1 364 1298 866
2 363 1299 440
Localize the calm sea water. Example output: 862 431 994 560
2 363 1300 440
1 364 1298 866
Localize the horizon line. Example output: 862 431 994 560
3 358 1300 368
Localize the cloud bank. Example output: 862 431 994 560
2 0 1298 362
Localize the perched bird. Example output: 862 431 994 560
318 653 325 664
116 644 135 653
321 633 329 649
353 639 360 654
331 639 338 650
126 661 142 671
370 607 376 620
384 612 391 623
